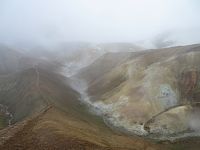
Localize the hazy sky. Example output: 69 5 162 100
0 0 200 46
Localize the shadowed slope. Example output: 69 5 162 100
0 67 81 123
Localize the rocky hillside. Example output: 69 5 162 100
77 44 200 138
1 44 200 149
0 60 162 150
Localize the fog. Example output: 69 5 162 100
1 0 200 142
0 0 200 48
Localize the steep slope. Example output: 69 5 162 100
44 42 105 77
0 67 80 123
76 44 200 138
0 67 163 150
76 51 147 86
97 42 143 52
0 45 22 75
0 103 165 150
0 45 55 75
61 48 105 77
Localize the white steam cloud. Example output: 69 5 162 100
0 0 200 47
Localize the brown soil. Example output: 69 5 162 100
0 106 163 150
